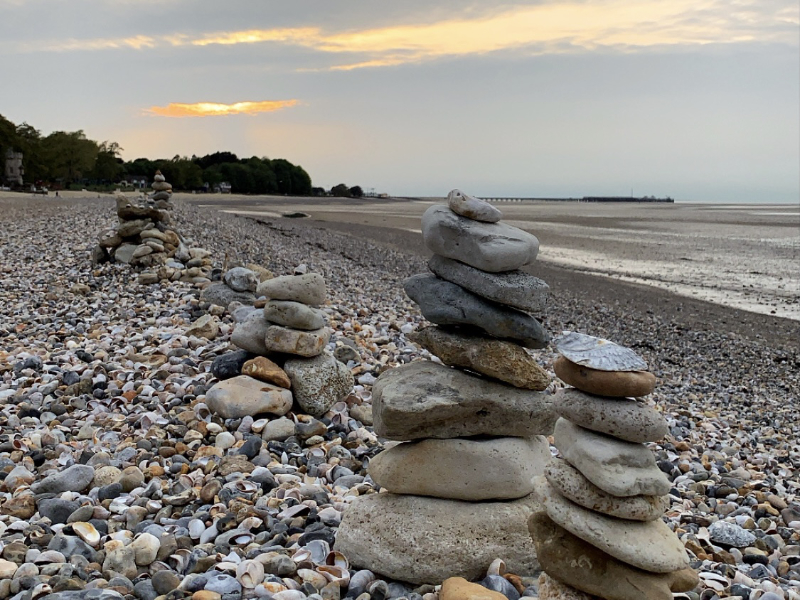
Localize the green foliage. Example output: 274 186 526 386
331 183 351 197
349 185 364 198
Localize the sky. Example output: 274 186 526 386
0 0 798 202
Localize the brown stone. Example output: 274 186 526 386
1 495 35 518
440 578 507 600
242 356 291 389
409 326 550 390
538 574 599 600
553 356 655 397
529 513 699 600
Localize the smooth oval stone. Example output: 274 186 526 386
441 578 507 600
264 325 330 357
554 388 668 443
428 255 548 313
404 274 549 349
421 205 539 272
256 273 326 306
264 300 326 331
283 353 354 417
447 189 503 223
205 375 293 419
200 282 256 309
241 356 291 389
372 361 556 441
554 357 655 398
231 311 270 355
533 477 690 573
369 436 550 501
409 326 550 390
529 513 699 600
553 418 671 497
554 331 647 372
224 267 258 293
336 493 543 585
544 459 669 521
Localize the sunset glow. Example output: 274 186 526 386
146 100 299 118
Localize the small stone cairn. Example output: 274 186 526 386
204 268 354 425
529 331 699 600
337 190 558 584
95 171 213 285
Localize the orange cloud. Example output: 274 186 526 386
146 100 299 118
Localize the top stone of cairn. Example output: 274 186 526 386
447 189 503 223
553 331 647 372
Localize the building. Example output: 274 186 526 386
4 149 23 186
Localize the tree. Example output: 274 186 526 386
42 130 98 184
331 183 351 197
349 185 364 198
90 141 124 182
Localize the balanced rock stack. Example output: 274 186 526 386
529 331 698 600
337 190 557 584
206 270 354 420
95 171 213 285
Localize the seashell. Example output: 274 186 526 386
30 583 52 600
232 480 259 494
305 539 330 565
231 531 255 545
324 551 348 569
273 589 306 600
347 569 375 597
188 519 206 539
297 568 328 589
73 522 101 546
487 558 506 576
237 560 266 588
239 516 263 531
367 580 389 598
251 418 269 433
318 564 349 586
215 561 238 573
169 548 193 573
553 331 647 372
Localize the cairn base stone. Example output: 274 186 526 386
283 353 353 416
335 492 542 585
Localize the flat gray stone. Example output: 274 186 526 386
264 300 326 331
256 273 326 306
421 204 538 272
369 436 550 500
545 459 669 521
447 189 503 223
336 492 542 585
428 255 548 313
31 465 95 495
404 274 548 349
223 267 258 292
231 311 270 355
533 477 690 573
283 353 354 416
372 361 556 441
205 375 293 419
554 418 671 497
554 388 668 443
200 282 256 309
113 244 138 264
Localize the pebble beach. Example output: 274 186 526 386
1 194 800 600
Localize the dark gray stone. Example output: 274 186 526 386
38 498 80 524
32 465 95 495
403 274 549 349
47 534 97 562
200 283 256 309
211 350 252 380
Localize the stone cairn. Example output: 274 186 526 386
95 171 213 285
203 268 354 428
529 331 698 600
337 190 558 585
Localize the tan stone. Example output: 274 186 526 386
544 459 669 521
409 326 550 390
440 578 507 600
369 436 550 500
264 326 330 357
538 573 599 600
205 375 293 419
186 314 219 339
246 263 274 282
554 357 655 397
533 477 690 573
242 356 291 389
529 513 699 600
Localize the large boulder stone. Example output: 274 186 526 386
421 205 538 272
369 436 550 500
205 375 293 419
231 311 270 355
31 465 94 495
529 513 699 600
553 418 671 497
409 326 550 390
404 275 548 349
554 388 667 443
532 477 690 574
283 353 353 416
201 283 256 309
428 255 548 313
372 361 556 440
544 459 668 522
256 273 326 306
335 492 542 584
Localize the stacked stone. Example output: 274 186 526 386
95 171 213 285
529 331 698 600
336 190 558 585
205 271 354 421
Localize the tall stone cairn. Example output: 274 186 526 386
205 270 354 422
529 331 699 600
336 190 558 584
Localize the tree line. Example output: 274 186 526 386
0 114 342 196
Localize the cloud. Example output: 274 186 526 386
145 100 299 118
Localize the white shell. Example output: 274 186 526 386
553 331 647 372
72 522 101 546
237 560 265 588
